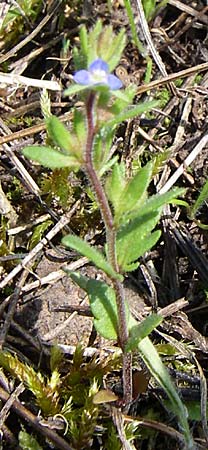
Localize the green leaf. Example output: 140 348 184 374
22 146 81 169
64 84 89 96
66 271 89 291
98 155 118 178
128 187 186 221
106 101 159 127
19 430 43 450
79 25 88 64
86 279 118 339
46 116 73 153
189 178 208 219
62 235 123 281
88 20 103 63
123 0 145 54
114 161 154 223
103 28 126 71
105 162 126 210
29 220 53 249
116 211 161 271
143 0 156 20
126 314 163 351
138 337 194 449
110 85 137 114
73 109 86 142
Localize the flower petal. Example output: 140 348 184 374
107 74 123 90
73 70 91 85
89 59 109 73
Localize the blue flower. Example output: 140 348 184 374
73 59 122 90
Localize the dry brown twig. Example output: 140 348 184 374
0 383 25 430
135 0 177 94
0 386 73 450
0 200 80 289
0 0 63 65
159 134 208 194
0 270 29 348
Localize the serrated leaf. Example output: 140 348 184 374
86 279 118 339
46 116 74 153
116 211 161 270
114 161 154 223
126 314 163 352
62 235 123 281
22 146 80 169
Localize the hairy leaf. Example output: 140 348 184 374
116 211 161 270
114 161 154 223
131 187 185 220
62 235 123 281
105 162 126 211
106 100 159 126
103 28 126 71
64 84 90 96
23 146 81 169
86 279 118 339
126 314 163 351
66 271 89 291
46 116 74 153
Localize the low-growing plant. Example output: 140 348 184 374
20 20 196 448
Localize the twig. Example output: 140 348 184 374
0 383 25 430
0 72 61 91
112 407 132 450
43 298 89 342
0 386 73 450
170 222 208 286
124 414 189 447
0 270 28 348
136 62 208 95
134 0 176 93
23 256 88 292
0 200 80 289
168 1 208 25
159 134 208 194
0 0 63 65
0 117 41 196
0 257 88 318
0 111 73 147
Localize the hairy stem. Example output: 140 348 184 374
84 92 132 404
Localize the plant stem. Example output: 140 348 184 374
84 91 132 404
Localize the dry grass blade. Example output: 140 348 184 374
0 200 80 289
